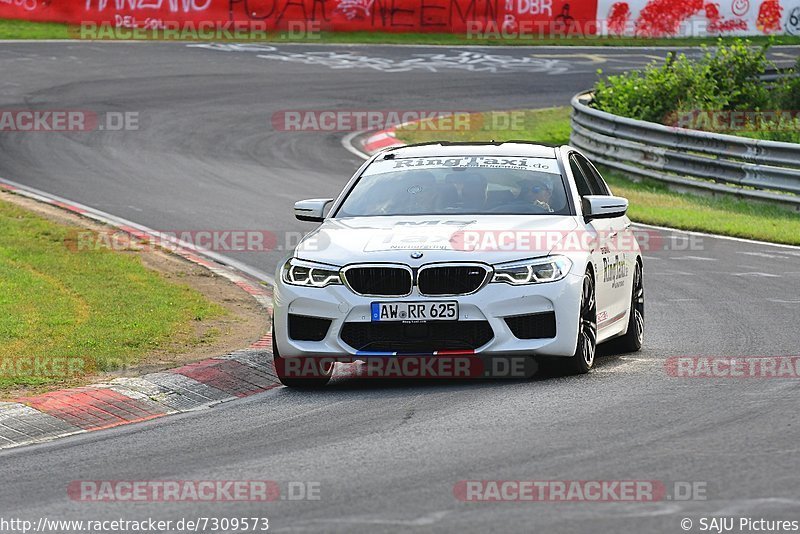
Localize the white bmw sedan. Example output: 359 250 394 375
272 142 644 388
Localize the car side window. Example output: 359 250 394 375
569 154 594 198
574 154 610 196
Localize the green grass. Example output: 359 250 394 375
3 18 800 46
0 196 224 392
395 107 800 245
0 18 72 39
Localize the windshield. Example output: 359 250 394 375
334 155 571 217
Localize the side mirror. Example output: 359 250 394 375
294 198 333 223
582 195 628 221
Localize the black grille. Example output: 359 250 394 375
417 265 489 296
504 312 557 340
341 321 493 352
343 266 412 296
288 314 332 342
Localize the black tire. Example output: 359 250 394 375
272 327 332 389
554 270 597 375
608 260 644 354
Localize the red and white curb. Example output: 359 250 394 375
0 177 279 450
360 127 405 154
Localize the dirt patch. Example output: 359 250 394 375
1 190 270 398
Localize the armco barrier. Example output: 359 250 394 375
570 92 800 210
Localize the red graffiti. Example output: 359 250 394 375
756 0 783 33
634 0 704 37
0 0 600 34
607 2 631 35
705 2 748 33
0 0 787 36
632 0 782 37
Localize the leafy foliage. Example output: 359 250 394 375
592 40 799 143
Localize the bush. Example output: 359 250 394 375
592 39 799 143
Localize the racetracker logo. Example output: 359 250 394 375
64 229 293 253
271 110 528 133
448 229 703 253
75 21 322 41
274 355 538 380
67 480 321 502
453 480 707 502
665 110 800 133
466 19 739 40
0 357 86 378
666 356 800 378
0 110 138 132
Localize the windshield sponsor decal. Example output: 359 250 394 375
366 157 560 174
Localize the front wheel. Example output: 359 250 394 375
609 261 644 354
553 270 597 375
272 327 333 389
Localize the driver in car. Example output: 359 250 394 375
519 178 554 213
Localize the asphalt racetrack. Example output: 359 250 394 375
0 42 798 533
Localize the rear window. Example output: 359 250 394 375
335 156 571 217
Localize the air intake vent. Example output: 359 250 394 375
342 266 413 297
340 321 494 352
418 264 490 296
504 312 557 340
288 315 332 342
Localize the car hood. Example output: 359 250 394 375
294 215 580 266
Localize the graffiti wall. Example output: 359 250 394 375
0 0 597 32
599 0 799 36
0 0 798 35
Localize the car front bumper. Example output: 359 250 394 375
273 271 584 359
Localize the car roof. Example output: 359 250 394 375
383 141 559 159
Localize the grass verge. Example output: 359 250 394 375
395 107 800 245
3 19 800 46
0 193 228 393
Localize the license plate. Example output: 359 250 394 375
371 301 458 322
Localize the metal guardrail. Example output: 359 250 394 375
570 92 800 210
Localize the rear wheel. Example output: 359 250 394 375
554 270 597 375
272 326 333 389
609 261 644 353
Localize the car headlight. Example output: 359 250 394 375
491 256 572 285
281 258 342 287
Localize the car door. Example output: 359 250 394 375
567 152 616 334
573 153 632 334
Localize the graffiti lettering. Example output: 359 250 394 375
85 0 211 13
3 0 795 37
0 0 37 12
334 0 375 20
787 6 800 34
